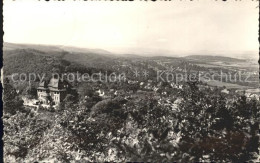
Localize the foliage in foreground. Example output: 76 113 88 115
3 81 260 162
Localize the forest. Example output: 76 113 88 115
3 78 259 162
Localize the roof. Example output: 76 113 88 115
48 78 60 88
38 77 71 91
38 80 49 89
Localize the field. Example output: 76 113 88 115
201 77 251 89
195 61 258 70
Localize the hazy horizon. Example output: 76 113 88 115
3 0 259 58
4 41 258 60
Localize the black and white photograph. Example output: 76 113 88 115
2 0 259 162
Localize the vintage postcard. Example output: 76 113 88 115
2 0 259 162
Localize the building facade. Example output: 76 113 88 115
37 78 71 105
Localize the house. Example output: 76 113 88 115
221 89 229 94
147 80 153 83
96 89 105 97
152 86 159 92
22 97 39 107
144 83 153 90
37 77 72 105
114 90 125 96
171 83 178 89
245 93 259 99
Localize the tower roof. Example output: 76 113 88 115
38 77 71 91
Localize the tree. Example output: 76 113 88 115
3 78 24 115
63 94 77 108
4 111 50 161
23 86 37 99
174 81 259 162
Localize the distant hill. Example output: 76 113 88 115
61 46 112 55
3 42 62 53
3 49 63 76
3 42 118 69
3 43 117 77
149 56 180 60
183 55 246 62
4 43 253 79
4 42 113 56
4 49 108 77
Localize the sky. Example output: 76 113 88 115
3 0 259 57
